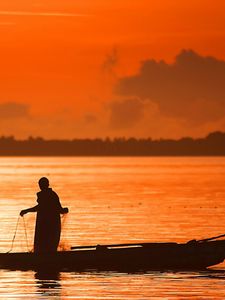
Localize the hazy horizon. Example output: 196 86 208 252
0 129 224 141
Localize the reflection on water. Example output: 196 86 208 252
1 269 225 299
0 157 225 298
35 271 61 299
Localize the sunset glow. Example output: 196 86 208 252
0 0 225 139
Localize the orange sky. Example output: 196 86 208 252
0 0 225 139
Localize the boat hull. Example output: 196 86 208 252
0 241 225 272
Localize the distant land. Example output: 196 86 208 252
0 131 225 156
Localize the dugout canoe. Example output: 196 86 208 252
0 240 225 271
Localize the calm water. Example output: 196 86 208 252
0 156 225 299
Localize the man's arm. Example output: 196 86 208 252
54 192 69 214
20 205 38 216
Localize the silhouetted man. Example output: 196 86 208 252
20 177 68 253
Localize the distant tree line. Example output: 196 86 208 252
0 131 225 156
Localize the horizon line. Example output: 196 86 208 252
0 130 223 141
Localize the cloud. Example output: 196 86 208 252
84 114 97 124
102 47 119 75
115 50 225 123
109 98 144 129
0 11 87 18
0 102 30 119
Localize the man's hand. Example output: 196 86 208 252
63 207 69 214
20 210 27 217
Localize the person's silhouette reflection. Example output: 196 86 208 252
20 177 68 253
35 271 61 297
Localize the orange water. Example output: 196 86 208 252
0 157 225 299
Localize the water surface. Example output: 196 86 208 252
0 157 225 299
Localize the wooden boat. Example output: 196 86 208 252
0 239 225 271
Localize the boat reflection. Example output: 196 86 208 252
35 270 61 298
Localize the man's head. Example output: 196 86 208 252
38 177 49 190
